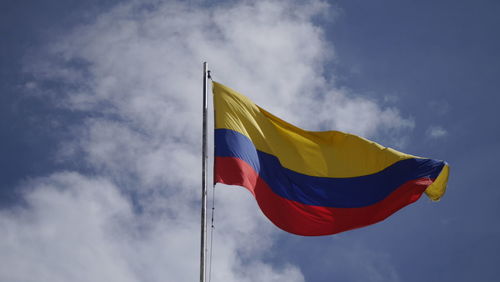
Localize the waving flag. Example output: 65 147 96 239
213 82 449 236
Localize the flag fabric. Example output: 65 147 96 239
213 81 449 236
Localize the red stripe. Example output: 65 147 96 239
215 156 432 236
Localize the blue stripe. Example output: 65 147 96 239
215 128 445 208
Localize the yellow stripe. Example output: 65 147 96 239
424 164 449 201
213 81 415 178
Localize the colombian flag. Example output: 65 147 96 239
213 82 449 236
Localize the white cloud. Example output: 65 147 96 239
0 173 138 282
0 173 303 282
426 125 448 139
10 0 416 281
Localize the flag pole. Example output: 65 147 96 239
200 62 209 282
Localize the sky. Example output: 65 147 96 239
1 0 499 281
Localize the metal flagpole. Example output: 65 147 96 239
200 62 209 282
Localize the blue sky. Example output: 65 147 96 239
1 1 499 281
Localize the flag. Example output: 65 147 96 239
213 81 449 236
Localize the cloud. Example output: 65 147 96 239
426 125 448 139
0 173 304 282
0 173 137 282
8 0 416 281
